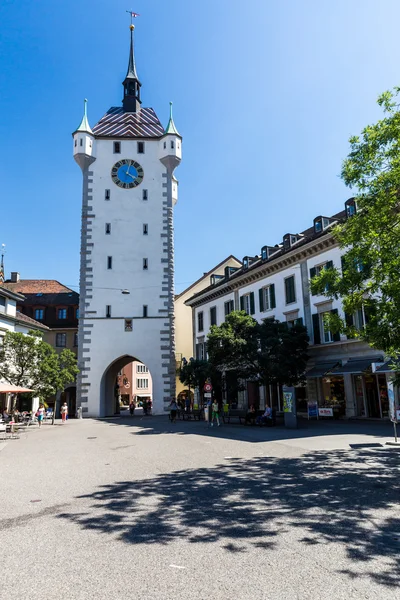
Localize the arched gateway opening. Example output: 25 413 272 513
101 355 153 417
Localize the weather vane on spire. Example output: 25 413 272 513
126 9 140 27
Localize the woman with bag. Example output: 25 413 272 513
61 402 68 423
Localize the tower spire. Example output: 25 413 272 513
122 22 142 112
74 99 93 134
165 101 181 136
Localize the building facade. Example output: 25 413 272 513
0 281 49 413
117 361 153 406
186 199 391 419
174 256 242 401
73 24 181 417
3 274 79 414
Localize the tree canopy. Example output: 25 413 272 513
0 330 79 406
311 87 400 357
207 311 309 389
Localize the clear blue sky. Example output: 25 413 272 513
1 0 399 293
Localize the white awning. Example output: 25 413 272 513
0 383 33 393
135 394 152 398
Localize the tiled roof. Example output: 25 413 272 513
15 311 49 330
19 292 79 306
92 107 165 138
3 280 74 294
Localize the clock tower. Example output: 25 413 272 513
73 24 182 417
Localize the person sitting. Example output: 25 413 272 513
256 404 273 426
245 405 257 425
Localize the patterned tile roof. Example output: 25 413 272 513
92 107 165 138
2 280 74 294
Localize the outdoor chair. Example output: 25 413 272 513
0 422 7 441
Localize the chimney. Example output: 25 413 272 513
10 272 20 283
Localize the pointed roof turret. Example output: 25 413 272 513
74 99 93 135
164 102 181 136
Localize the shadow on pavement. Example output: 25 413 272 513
95 414 394 445
59 445 400 589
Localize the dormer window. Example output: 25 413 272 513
243 257 249 269
261 246 268 260
315 219 322 233
283 235 291 250
345 198 357 218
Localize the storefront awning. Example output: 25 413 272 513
306 362 339 378
375 359 400 374
0 383 33 393
329 357 383 375
136 394 152 398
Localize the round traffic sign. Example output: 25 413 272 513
204 383 212 392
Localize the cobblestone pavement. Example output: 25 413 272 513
1 415 399 600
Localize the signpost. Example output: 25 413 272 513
282 386 297 429
307 401 318 420
387 380 398 443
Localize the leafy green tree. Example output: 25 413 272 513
207 311 309 396
207 311 259 381
0 330 79 421
257 319 309 387
179 358 211 405
311 87 400 359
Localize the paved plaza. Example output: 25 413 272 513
1 415 399 599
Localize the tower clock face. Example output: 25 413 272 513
111 159 144 189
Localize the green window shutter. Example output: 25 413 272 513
326 260 333 270
250 292 255 315
270 284 276 309
345 312 355 339
331 308 341 342
310 267 316 279
240 295 244 311
312 313 321 345
341 255 347 272
285 277 296 303
224 302 229 316
296 317 303 327
259 288 265 312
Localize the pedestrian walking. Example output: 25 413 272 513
36 404 45 428
129 400 135 416
211 400 220 427
61 402 68 423
169 399 178 423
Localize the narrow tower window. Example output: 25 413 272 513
137 141 145 154
106 305 112 318
105 189 110 200
143 224 148 235
113 141 121 154
143 258 148 270
80 139 83 147
163 141 166 149
143 305 148 318
170 140 174 149
107 256 112 270
105 223 111 235
74 140 77 147
142 189 148 201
